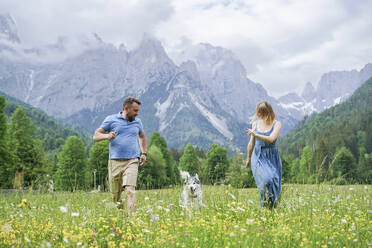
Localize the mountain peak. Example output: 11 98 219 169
130 33 174 67
301 82 316 101
0 13 20 44
138 33 163 50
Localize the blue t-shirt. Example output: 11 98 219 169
100 112 143 159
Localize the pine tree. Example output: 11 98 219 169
138 145 167 189
88 140 109 190
148 132 179 185
299 146 313 183
9 106 45 188
290 158 300 183
179 142 199 176
314 139 330 182
206 144 229 184
226 153 254 188
54 136 88 191
330 146 356 183
0 97 14 188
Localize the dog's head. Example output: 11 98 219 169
181 171 201 197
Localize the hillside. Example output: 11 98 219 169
0 91 92 151
278 77 372 183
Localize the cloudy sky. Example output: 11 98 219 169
1 0 372 97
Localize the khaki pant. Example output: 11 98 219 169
108 158 139 204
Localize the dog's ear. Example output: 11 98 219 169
180 170 190 180
195 173 199 179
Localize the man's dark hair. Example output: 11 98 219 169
123 97 141 109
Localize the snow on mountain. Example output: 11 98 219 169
278 63 372 118
1 13 370 150
0 13 20 44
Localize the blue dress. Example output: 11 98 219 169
251 121 282 207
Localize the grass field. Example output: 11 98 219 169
0 184 371 247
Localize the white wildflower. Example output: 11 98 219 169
24 237 30 242
59 206 68 213
246 219 255 225
236 207 245 212
228 193 236 200
2 224 12 232
341 219 347 224
240 228 247 232
151 214 159 221
229 233 236 237
142 229 150 233
144 196 149 201
71 212 79 217
77 242 82 246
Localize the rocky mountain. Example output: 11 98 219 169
0 13 20 44
1 13 368 151
278 64 372 119
0 14 256 151
173 43 297 134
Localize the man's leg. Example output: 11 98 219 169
112 176 123 208
122 158 139 215
109 160 123 208
125 185 137 215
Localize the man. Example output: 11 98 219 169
93 97 146 215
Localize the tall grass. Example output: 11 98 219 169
0 184 370 247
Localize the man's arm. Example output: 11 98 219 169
93 128 116 142
139 131 147 165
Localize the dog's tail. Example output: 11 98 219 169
180 170 190 180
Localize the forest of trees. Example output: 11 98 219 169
0 95 255 191
278 78 372 184
0 78 371 191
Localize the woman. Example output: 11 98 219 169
246 101 282 208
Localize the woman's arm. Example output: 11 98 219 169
246 122 256 168
246 121 282 143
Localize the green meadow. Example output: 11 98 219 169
1 184 371 247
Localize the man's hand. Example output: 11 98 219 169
140 154 147 166
107 131 117 140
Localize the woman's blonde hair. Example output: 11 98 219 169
252 101 275 124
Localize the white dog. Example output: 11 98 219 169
180 171 204 210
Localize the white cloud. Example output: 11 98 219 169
1 0 372 97
0 0 173 49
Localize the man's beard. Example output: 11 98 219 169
126 115 135 122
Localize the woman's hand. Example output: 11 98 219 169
245 128 255 137
246 159 251 168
